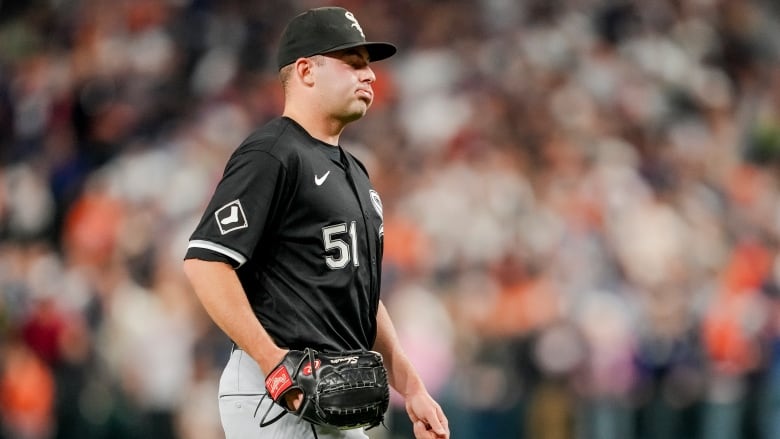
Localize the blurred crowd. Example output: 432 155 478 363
1 0 780 438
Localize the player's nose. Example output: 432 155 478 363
360 66 376 83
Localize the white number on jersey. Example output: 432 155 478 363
322 221 359 269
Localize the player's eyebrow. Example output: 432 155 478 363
329 48 370 64
343 48 365 58
347 50 371 67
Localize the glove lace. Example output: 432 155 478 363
255 391 286 427
254 394 321 438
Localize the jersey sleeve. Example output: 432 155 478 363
185 147 289 268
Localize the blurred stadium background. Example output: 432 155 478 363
1 0 780 438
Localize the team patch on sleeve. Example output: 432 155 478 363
215 199 248 235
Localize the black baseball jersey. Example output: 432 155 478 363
185 117 384 352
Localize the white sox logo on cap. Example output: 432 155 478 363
344 11 365 38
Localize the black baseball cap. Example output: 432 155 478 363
276 7 397 70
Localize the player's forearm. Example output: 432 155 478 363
183 258 285 373
373 301 427 398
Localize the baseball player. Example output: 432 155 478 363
182 7 449 439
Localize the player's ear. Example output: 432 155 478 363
294 58 316 87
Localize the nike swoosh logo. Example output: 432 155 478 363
314 171 331 186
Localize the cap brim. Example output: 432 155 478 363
322 41 397 63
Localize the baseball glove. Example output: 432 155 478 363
263 348 390 429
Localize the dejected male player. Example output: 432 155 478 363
182 6 449 439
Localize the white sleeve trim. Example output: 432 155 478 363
188 240 247 267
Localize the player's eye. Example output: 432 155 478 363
340 50 369 69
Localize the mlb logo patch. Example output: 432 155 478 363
215 200 248 235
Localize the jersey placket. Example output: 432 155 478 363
338 148 379 307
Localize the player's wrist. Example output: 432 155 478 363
399 375 428 399
255 346 289 375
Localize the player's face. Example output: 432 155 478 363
315 47 376 123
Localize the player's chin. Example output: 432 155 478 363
342 105 369 122
356 97 372 112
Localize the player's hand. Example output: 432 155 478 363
284 389 304 411
405 391 449 439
